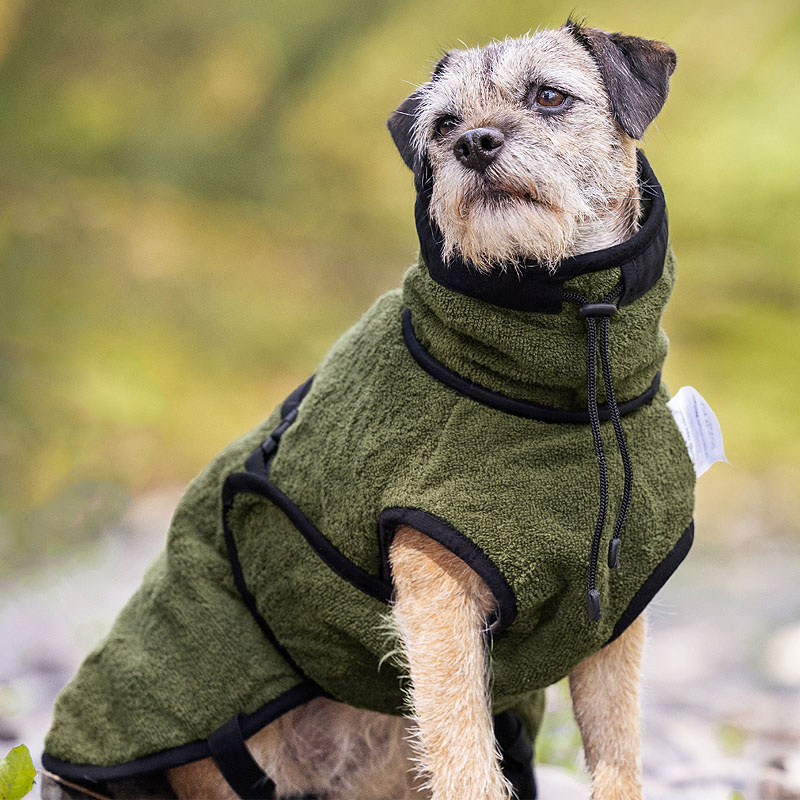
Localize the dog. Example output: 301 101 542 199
42 20 695 800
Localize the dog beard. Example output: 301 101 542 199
428 159 604 274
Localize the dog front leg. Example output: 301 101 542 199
389 527 511 800
569 613 646 800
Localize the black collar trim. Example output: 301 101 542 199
415 150 668 314
402 308 660 422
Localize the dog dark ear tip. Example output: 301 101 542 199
665 47 678 76
650 39 678 75
626 122 647 142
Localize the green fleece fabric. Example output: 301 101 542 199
45 251 695 771
44 421 303 767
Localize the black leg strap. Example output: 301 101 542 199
207 716 276 800
494 710 537 800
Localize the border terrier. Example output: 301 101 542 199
43 19 692 800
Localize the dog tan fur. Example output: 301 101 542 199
413 31 642 272
570 615 647 800
169 698 422 800
389 528 506 799
161 21 677 800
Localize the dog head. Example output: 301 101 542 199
388 22 676 272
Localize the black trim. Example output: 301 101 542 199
208 715 275 799
495 710 537 800
222 472 310 679
221 373 394 680
402 308 661 422
225 470 392 603
378 507 518 635
281 376 314 418
224 375 392 655
416 150 668 314
244 377 315 477
229 390 522 642
605 520 695 645
41 683 323 783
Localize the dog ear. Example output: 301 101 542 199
387 89 425 171
565 21 677 140
387 51 454 172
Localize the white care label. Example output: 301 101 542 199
667 386 727 477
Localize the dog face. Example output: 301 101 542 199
388 23 676 271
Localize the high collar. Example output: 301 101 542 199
415 150 668 314
401 152 675 411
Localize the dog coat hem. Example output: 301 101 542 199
41 682 323 784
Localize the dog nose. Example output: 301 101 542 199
453 127 505 172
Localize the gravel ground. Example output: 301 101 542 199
2 488 799 799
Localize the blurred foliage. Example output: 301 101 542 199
0 0 798 565
716 722 748 757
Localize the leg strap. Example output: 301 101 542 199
207 716 276 800
494 710 537 800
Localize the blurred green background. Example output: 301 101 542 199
1 0 798 574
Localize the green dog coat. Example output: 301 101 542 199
43 152 695 796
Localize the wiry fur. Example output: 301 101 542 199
168 698 424 800
388 527 509 799
569 614 647 800
388 23 675 273
41 24 676 800
411 30 642 271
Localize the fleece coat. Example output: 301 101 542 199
43 157 696 787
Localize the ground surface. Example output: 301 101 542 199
1 489 799 799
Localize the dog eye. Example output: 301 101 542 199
535 87 567 108
434 116 460 137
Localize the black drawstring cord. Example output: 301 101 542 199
599 314 634 569
564 282 634 621
581 311 609 622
